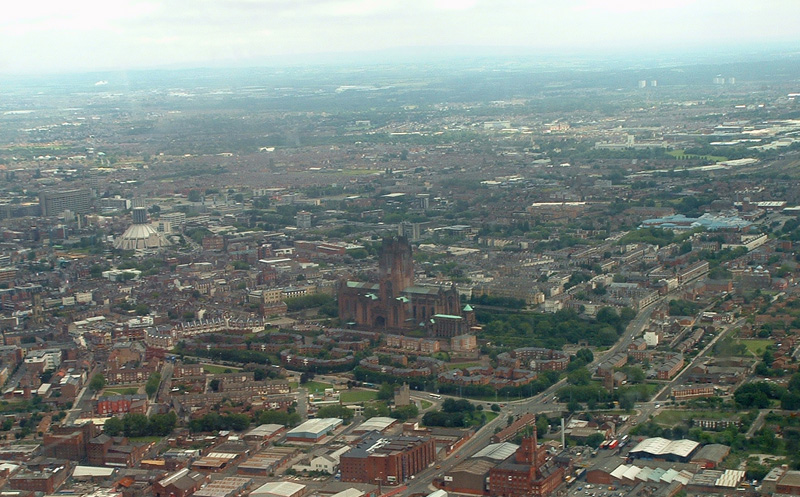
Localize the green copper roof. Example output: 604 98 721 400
463 304 473 312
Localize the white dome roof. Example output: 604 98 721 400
114 223 170 251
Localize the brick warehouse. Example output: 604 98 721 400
339 431 436 485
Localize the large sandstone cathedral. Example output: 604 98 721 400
338 237 476 337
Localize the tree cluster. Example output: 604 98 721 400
104 412 177 437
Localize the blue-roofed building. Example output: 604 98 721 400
640 213 751 231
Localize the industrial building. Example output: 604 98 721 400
628 437 700 462
251 481 306 497
353 417 397 434
286 418 343 442
441 442 519 495
243 423 285 442
690 444 730 469
237 447 298 476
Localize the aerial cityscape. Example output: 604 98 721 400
2 3 800 497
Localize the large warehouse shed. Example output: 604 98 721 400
286 418 343 442
629 438 699 463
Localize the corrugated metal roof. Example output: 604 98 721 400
610 464 629 479
716 469 745 488
649 468 666 482
252 481 306 497
661 468 680 483
622 466 641 481
473 442 519 461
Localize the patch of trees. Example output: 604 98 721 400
286 293 338 312
668 299 701 317
699 246 748 267
734 381 785 409
567 349 595 372
363 402 419 422
192 347 274 365
470 294 525 309
89 374 106 392
316 405 354 422
422 399 481 428
618 227 685 247
256 409 301 427
188 412 251 432
478 307 635 349
104 411 177 437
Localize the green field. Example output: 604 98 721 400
736 339 774 357
201 364 241 374
420 400 433 410
340 390 378 403
301 381 333 393
654 409 736 427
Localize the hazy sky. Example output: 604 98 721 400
3 0 800 75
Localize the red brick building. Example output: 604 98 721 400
340 432 436 485
671 384 714 401
43 423 98 460
488 432 565 497
95 394 148 416
9 464 70 494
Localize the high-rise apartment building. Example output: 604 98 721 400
39 188 93 217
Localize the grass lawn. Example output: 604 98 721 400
201 364 241 374
484 411 499 423
301 381 333 393
420 400 433 410
654 409 737 427
340 390 378 403
103 387 139 396
737 339 774 357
